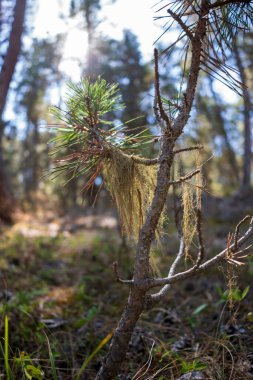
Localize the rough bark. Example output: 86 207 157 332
0 0 27 221
96 288 146 380
234 42 252 191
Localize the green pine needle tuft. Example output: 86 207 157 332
48 76 154 191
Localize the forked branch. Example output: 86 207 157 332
234 215 251 252
129 145 204 166
112 262 134 285
167 9 194 40
147 217 253 291
169 169 200 185
145 238 185 308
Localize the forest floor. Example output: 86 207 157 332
0 209 253 380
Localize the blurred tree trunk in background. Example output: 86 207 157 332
70 0 101 78
22 122 40 204
32 123 39 194
0 131 13 222
234 42 252 192
196 79 239 190
208 78 239 184
0 0 27 221
16 37 63 205
84 0 100 77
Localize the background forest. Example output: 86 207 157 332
0 0 253 379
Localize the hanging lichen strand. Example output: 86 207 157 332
181 152 203 258
182 181 196 258
49 77 165 242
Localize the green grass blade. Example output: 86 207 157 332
5 315 10 380
3 315 14 380
44 333 58 380
74 332 112 380
0 341 14 380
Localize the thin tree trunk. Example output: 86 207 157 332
234 42 252 191
96 288 146 380
96 137 175 379
0 0 27 221
96 6 207 378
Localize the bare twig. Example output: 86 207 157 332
154 48 172 129
170 238 185 278
167 9 194 40
225 232 245 266
126 145 204 166
226 216 252 266
112 262 134 285
169 169 200 185
234 215 250 253
145 183 185 308
173 145 203 155
145 238 185 308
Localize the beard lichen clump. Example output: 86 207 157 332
103 147 164 241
